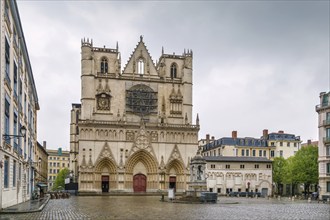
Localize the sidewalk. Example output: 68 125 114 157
0 195 50 214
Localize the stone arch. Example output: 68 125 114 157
125 150 158 174
91 142 118 192
124 150 158 191
166 159 185 175
165 159 186 192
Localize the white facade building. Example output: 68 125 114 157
204 156 273 196
316 91 330 200
0 0 39 209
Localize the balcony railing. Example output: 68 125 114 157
323 120 330 126
316 103 330 111
323 137 330 144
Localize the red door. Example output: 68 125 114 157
133 174 146 192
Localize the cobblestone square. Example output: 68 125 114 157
0 196 329 220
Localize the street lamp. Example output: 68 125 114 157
2 126 27 140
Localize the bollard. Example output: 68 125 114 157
288 197 291 201
278 196 281 201
327 198 330 204
292 197 295 201
308 197 311 203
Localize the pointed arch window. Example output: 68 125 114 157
138 59 144 75
170 63 177 79
101 57 108 73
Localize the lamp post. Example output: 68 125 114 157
2 126 27 140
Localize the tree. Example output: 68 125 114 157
272 157 287 195
53 168 70 191
282 156 297 196
291 146 318 197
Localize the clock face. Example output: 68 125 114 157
126 84 157 115
97 97 110 110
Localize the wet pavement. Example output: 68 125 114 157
1 196 49 214
0 196 329 219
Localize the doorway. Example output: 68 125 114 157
261 188 268 197
133 174 146 192
169 176 176 192
101 175 109 193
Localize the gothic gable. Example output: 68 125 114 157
167 144 185 166
122 36 158 76
128 120 157 160
94 142 117 167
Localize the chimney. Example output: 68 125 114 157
232 131 237 139
278 130 284 134
307 139 311 145
43 141 47 149
211 136 215 142
206 134 210 144
263 129 268 139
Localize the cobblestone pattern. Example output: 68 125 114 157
0 196 329 220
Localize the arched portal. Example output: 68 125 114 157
94 158 117 192
125 150 158 192
166 159 186 192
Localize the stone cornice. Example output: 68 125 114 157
78 120 199 132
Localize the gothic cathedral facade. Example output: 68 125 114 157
70 37 199 193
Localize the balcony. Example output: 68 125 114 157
316 103 330 112
322 120 330 127
323 137 330 144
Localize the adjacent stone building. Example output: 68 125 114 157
0 0 39 208
202 129 301 160
47 148 70 190
316 91 330 200
70 37 199 194
35 142 48 195
204 156 273 196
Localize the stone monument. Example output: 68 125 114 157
188 147 207 197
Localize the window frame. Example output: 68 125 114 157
4 157 9 188
137 58 145 75
170 63 177 79
100 57 108 73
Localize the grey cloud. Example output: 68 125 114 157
17 1 329 149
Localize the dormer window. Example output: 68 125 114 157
170 63 177 79
101 57 108 73
138 58 144 75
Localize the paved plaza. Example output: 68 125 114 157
0 196 329 220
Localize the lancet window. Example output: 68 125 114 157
170 63 177 79
101 57 108 73
138 58 144 75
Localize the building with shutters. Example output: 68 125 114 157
316 91 330 200
0 0 39 209
47 148 70 190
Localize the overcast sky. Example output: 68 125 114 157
17 0 329 150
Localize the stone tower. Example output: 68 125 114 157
70 37 200 194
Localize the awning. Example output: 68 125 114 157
37 183 48 188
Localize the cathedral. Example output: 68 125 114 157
70 36 200 193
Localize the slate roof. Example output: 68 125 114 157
204 156 271 163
